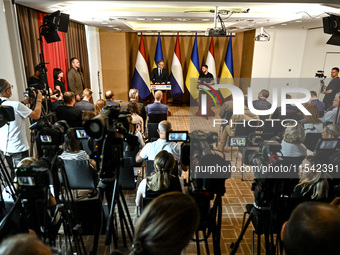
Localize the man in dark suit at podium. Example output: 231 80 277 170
151 60 168 84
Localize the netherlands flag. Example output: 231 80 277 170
205 37 216 81
132 33 151 99
169 33 184 99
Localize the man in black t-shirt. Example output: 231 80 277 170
56 91 83 127
198 64 214 85
321 67 340 110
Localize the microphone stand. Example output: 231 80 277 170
97 71 102 99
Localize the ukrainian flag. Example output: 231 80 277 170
220 34 234 98
153 33 164 69
185 34 200 99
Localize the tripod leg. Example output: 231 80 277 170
117 200 127 247
212 196 222 255
119 188 135 236
195 231 201 255
203 230 210 255
230 211 254 255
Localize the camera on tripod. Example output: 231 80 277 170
84 105 138 180
0 101 14 128
15 162 50 199
25 85 48 99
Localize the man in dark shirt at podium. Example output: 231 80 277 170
151 60 168 84
198 65 214 85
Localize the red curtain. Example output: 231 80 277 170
37 13 69 91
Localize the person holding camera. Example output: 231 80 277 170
320 67 340 110
0 79 42 179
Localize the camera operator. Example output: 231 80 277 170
0 79 42 179
320 67 340 110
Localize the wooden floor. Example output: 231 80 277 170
81 105 270 255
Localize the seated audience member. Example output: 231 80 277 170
271 94 303 121
322 92 340 126
146 90 168 115
126 101 144 134
59 128 97 197
81 111 95 125
105 90 120 106
136 120 180 162
252 89 272 120
53 68 65 95
309 90 325 112
131 192 199 255
55 92 83 127
281 202 340 255
94 99 106 116
322 123 340 138
74 88 94 112
298 104 323 134
50 90 64 112
217 97 258 151
292 156 331 202
219 99 233 121
135 150 182 207
0 233 52 255
121 88 146 126
279 123 307 158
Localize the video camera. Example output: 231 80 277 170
84 105 138 180
0 100 14 128
25 85 48 99
15 160 50 199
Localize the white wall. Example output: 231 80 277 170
85 25 103 103
250 26 340 104
0 0 26 101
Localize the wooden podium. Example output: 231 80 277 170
151 84 172 116
195 85 218 117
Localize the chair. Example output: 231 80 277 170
147 123 159 141
148 113 167 123
145 160 155 176
303 132 322 152
62 159 101 254
119 158 136 190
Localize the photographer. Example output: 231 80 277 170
320 67 340 110
0 79 42 179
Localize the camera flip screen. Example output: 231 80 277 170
229 137 247 147
40 135 52 143
167 131 188 142
75 129 89 139
17 176 36 186
318 139 339 150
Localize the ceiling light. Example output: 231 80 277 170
137 18 146 21
201 19 210 21
173 18 190 22
281 23 287 25
107 25 116 27
153 18 162 21
255 27 270 42
295 20 302 22
101 22 108 25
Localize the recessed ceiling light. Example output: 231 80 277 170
173 18 190 22
114 28 121 30
153 18 162 21
295 20 302 23
137 18 146 21
281 23 287 26
107 25 116 27
101 22 108 25
201 18 210 21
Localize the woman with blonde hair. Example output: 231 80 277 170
280 123 307 157
131 192 199 255
135 151 182 207
94 99 106 116
322 123 340 138
298 104 323 134
292 156 332 202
